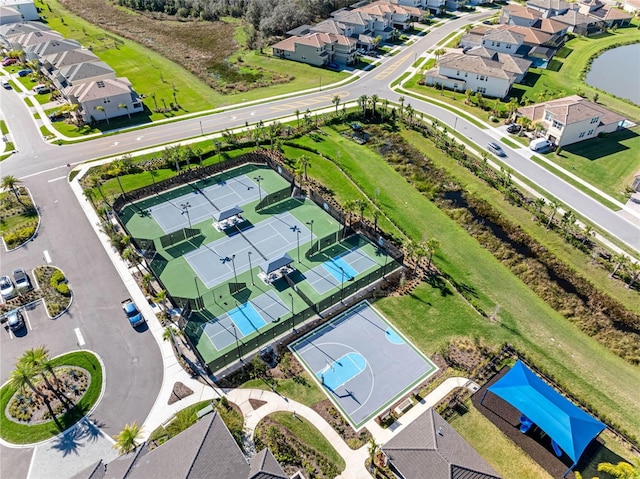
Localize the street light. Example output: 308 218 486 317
306 220 314 254
248 251 254 285
340 266 345 303
199 120 204 136
232 324 242 361
289 292 295 333
454 116 458 132
254 175 264 202
180 202 192 229
296 228 301 262
231 254 239 292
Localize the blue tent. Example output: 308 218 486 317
482 360 605 476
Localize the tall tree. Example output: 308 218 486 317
2 175 22 202
610 253 628 279
297 155 311 182
118 103 131 119
546 200 559 229
113 422 142 455
370 94 379 117
358 94 368 119
367 438 380 472
332 94 341 115
9 361 60 427
398 96 405 117
424 237 439 271
626 262 640 290
94 105 109 124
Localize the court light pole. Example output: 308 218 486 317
289 292 295 333
306 220 314 253
180 202 192 229
231 254 239 292
340 266 345 303
232 324 242 361
254 175 264 202
296 228 301 262
248 251 254 285
193 276 201 298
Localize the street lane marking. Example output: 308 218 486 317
375 52 412 80
48 176 66 183
43 250 52 263
74 328 85 347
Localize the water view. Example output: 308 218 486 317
585 43 640 105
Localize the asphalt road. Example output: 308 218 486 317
1 9 638 478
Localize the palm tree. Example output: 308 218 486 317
354 198 367 221
560 209 576 239
2 175 22 202
434 47 446 64
625 262 640 290
9 361 61 427
398 96 405 117
94 105 109 124
424 237 439 271
295 109 300 129
113 422 143 455
332 94 341 115
382 98 389 121
343 199 357 237
581 224 594 245
405 104 415 125
297 155 311 182
154 290 167 313
597 461 640 479
367 438 380 472
370 94 379 117
533 197 546 219
117 103 131 119
268 121 282 150
358 94 368 119
546 200 559 229
610 253 628 279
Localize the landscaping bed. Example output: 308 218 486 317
34 266 72 318
0 186 38 250
0 350 103 444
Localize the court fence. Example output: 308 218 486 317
159 227 200 249
255 186 292 211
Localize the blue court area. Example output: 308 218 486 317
228 302 267 336
322 257 357 281
291 301 438 429
318 352 367 391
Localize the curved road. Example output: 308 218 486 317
1 9 638 478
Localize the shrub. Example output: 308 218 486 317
50 270 65 286
3 223 36 248
55 283 71 296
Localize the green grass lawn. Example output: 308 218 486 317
267 412 346 472
292 124 640 439
0 351 103 444
544 127 640 202
241 376 326 408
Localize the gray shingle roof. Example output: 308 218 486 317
249 448 289 479
59 61 115 84
382 409 501 479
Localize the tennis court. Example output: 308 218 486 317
150 175 262 233
305 247 379 295
202 290 291 350
291 301 437 429
184 211 313 288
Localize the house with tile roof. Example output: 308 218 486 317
382 408 501 479
580 0 633 27
526 0 573 17
551 9 604 34
71 411 289 479
65 77 144 123
500 4 543 27
518 95 626 147
466 47 532 82
623 0 640 14
271 31 357 67
480 29 525 55
424 52 519 98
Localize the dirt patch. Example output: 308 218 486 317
249 398 267 410
311 399 372 449
167 382 194 405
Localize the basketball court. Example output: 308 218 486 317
290 301 437 429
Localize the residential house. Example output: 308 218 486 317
459 25 491 50
382 408 501 479
526 0 572 17
41 48 100 73
500 4 543 27
623 0 640 14
0 20 50 48
0 6 23 25
0 0 39 22
552 9 604 34
6 30 64 50
25 38 82 62
582 1 633 28
271 32 357 67
481 29 525 55
65 77 144 123
467 47 531 82
517 95 626 146
356 1 422 31
424 52 519 98
496 24 556 61
71 411 290 479
53 61 116 89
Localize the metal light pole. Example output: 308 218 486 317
289 293 295 333
180 202 192 229
232 324 242 361
306 220 314 253
454 117 458 132
199 120 204 136
248 251 254 285
340 266 345 303
296 228 301 262
231 254 239 292
254 175 264 202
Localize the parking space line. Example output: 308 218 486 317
43 250 52 263
24 309 32 331
48 176 66 183
74 327 85 347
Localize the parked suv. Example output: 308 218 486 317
1 275 16 300
13 268 32 292
6 309 25 332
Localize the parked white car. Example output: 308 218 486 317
1 275 16 300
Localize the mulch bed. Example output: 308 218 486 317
311 399 372 449
167 382 193 405
472 366 604 479
249 399 266 410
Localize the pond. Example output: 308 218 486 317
585 43 640 105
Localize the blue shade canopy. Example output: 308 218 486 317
260 253 294 274
487 360 605 463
